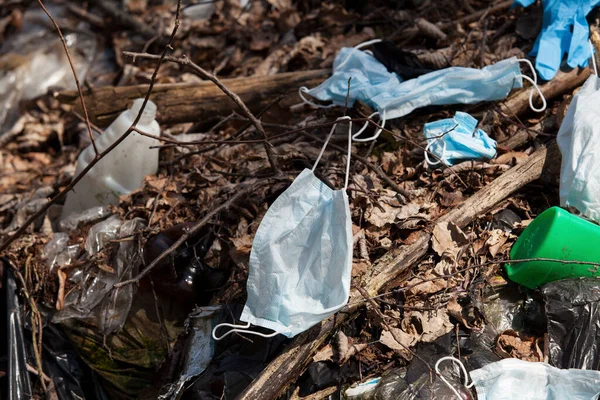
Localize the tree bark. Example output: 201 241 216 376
57 69 330 127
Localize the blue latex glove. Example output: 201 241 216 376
514 0 600 80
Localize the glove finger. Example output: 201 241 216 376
567 10 591 68
536 27 571 80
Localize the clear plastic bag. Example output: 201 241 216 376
52 215 146 334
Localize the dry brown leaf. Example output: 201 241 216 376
431 221 469 257
486 229 509 258
380 328 418 352
312 344 334 363
402 309 454 343
496 330 543 362
368 201 419 228
352 260 369 277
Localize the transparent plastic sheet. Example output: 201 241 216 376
5 264 33 400
58 206 111 233
0 5 97 131
2 258 108 400
542 278 600 370
52 215 146 335
359 332 482 400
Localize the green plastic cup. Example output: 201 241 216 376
506 206 600 289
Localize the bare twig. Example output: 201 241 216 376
0 1 183 255
114 179 271 288
37 0 98 155
124 51 282 174
300 130 411 201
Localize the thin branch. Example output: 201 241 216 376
124 51 282 174
114 179 271 288
0 0 183 254
36 0 98 155
300 130 412 201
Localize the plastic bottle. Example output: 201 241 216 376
61 99 160 219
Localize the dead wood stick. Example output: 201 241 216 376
124 52 284 173
57 69 330 127
501 67 590 117
440 0 513 29
0 2 182 254
238 142 559 400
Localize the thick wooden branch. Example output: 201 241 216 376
238 142 559 400
57 69 330 127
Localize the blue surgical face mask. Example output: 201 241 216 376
300 43 546 141
424 111 496 167
212 117 354 340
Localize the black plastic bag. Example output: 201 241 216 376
372 41 435 80
543 278 600 369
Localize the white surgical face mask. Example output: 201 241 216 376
213 117 354 339
436 356 600 400
300 41 546 142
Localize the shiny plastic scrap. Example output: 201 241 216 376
557 74 600 223
543 279 600 370
51 215 146 335
513 0 600 80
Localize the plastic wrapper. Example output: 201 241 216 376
0 6 96 131
52 215 146 335
543 278 600 369
2 258 108 400
158 306 222 399
58 206 112 233
5 264 33 399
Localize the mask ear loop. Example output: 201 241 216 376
313 116 353 190
590 39 598 76
516 58 547 113
424 137 447 166
352 110 386 142
298 86 337 109
212 321 281 341
435 356 474 400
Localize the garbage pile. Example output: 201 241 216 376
3 0 600 399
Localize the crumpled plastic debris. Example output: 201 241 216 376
557 74 600 223
371 40 435 80
0 6 96 131
158 306 222 399
58 206 112 233
52 215 145 335
543 278 600 370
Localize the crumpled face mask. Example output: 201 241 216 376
212 117 354 339
300 41 546 142
557 74 600 223
470 358 600 400
436 356 600 400
424 111 496 167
